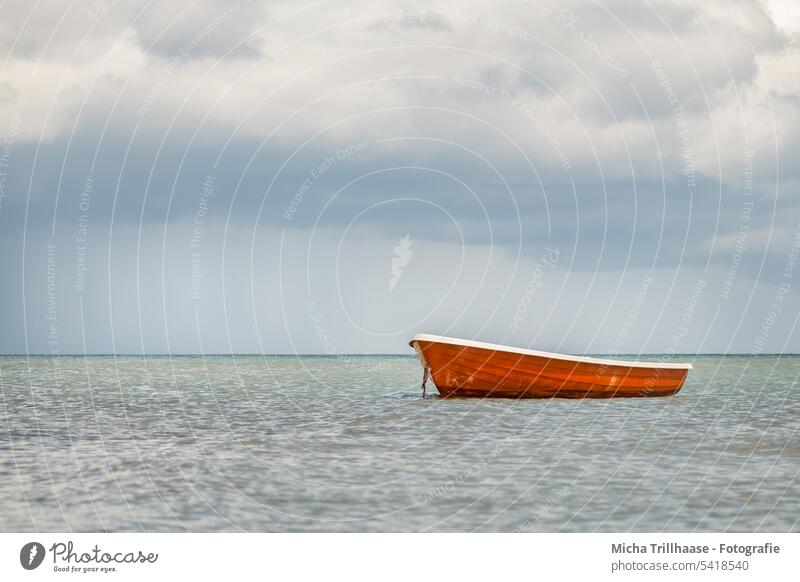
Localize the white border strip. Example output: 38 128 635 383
0 533 794 580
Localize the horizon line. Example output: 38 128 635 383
2 352 798 357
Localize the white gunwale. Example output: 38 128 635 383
409 334 693 370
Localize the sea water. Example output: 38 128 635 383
0 354 798 532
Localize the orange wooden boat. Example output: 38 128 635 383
409 334 691 398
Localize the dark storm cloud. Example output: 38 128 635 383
1 129 787 282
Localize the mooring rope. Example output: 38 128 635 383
421 363 429 398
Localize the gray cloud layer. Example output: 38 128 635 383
1 0 799 354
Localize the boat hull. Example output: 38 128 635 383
410 335 690 398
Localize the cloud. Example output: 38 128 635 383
1 0 799 353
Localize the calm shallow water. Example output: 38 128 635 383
0 354 798 532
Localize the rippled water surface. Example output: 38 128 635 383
1 355 799 532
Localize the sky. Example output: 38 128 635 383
0 0 799 355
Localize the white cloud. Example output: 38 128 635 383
0 1 796 186
763 0 800 36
